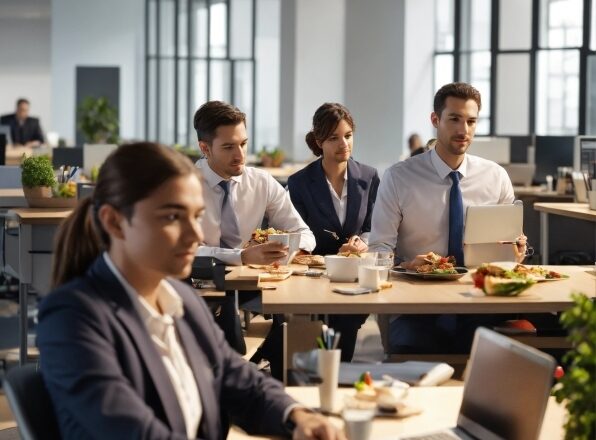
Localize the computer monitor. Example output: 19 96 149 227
52 147 84 168
573 135 596 180
469 137 511 164
534 136 574 184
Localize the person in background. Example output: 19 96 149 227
408 133 426 156
39 142 343 440
369 82 527 354
287 103 380 362
0 98 44 147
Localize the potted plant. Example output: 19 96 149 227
21 155 77 207
259 147 285 167
78 96 119 144
553 292 595 440
21 155 56 199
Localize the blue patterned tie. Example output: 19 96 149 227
448 171 465 266
218 180 242 249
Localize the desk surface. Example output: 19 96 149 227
251 265 595 314
514 186 574 199
534 203 596 222
7 207 72 224
0 188 26 208
227 386 564 440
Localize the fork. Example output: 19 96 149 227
323 229 340 241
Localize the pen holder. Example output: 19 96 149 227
317 349 341 412
588 190 596 211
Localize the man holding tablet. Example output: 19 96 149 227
369 82 526 354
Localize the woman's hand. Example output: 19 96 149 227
338 236 368 253
291 409 346 440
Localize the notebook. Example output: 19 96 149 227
397 328 555 440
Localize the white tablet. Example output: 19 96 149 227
463 203 523 267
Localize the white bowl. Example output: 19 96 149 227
325 255 361 282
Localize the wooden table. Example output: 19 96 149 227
534 203 596 264
254 266 595 315
227 386 564 439
5 208 72 364
256 163 308 185
514 186 574 199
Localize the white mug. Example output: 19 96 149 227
358 265 384 290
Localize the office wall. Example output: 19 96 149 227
0 2 52 132
51 0 144 144
344 0 405 174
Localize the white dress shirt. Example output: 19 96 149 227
103 253 201 439
368 149 514 261
325 169 348 227
196 159 316 265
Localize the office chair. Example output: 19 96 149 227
3 364 61 440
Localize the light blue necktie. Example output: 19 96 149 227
218 180 242 249
448 171 465 266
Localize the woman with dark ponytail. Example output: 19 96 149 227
39 142 340 440
287 103 380 362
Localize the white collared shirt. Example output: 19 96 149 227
196 159 316 265
368 149 514 260
325 169 348 227
103 253 201 439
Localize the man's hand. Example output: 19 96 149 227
514 234 528 263
290 409 346 440
400 254 430 270
338 236 368 253
240 241 288 265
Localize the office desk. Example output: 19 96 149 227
227 386 564 439
0 188 26 208
513 186 574 199
256 163 308 185
5 208 72 364
258 266 594 315
534 203 596 264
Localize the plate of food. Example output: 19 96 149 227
343 372 420 418
244 227 288 247
471 263 536 296
390 252 468 280
510 264 569 282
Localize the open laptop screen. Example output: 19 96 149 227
457 328 555 440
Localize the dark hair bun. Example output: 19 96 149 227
305 131 323 156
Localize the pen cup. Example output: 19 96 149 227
589 190 596 210
342 408 374 440
318 349 341 412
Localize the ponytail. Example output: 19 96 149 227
51 197 103 288
305 131 323 156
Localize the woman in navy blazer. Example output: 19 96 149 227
287 103 380 361
37 143 342 440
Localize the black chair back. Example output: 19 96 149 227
3 364 61 440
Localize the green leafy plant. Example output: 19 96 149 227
553 292 596 440
78 96 119 144
21 156 56 188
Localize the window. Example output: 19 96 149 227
433 0 593 135
146 0 269 150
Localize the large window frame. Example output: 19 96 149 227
434 0 595 135
145 0 257 147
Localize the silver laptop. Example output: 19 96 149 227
399 328 555 440
463 203 523 268
503 163 536 187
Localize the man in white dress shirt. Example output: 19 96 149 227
194 101 315 264
369 82 526 353
193 101 315 370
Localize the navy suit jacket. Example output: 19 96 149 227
0 113 44 144
287 158 380 255
37 256 295 440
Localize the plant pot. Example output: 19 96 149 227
23 186 52 199
271 156 284 167
261 156 273 167
23 186 77 208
